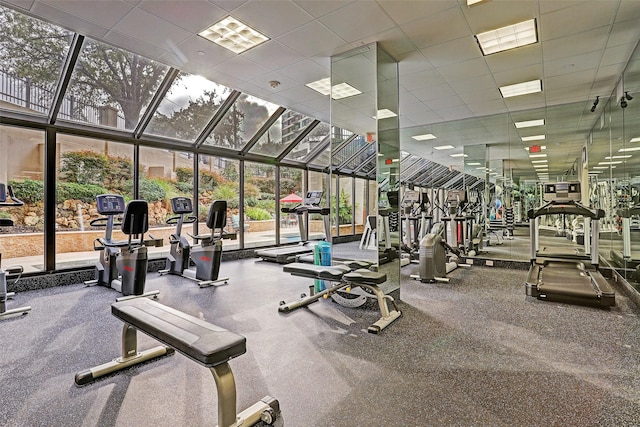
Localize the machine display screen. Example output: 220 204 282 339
171 197 193 214
304 191 323 206
96 194 125 215
543 182 581 202
0 184 5 203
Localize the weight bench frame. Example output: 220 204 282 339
279 263 401 334
75 298 279 427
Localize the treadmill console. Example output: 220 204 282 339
304 191 323 206
543 182 581 203
96 194 126 215
170 196 193 214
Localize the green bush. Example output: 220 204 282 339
9 179 44 204
212 183 239 209
245 206 271 221
255 199 275 213
200 170 224 191
244 196 258 207
57 182 107 203
59 151 109 186
176 167 193 183
137 179 166 202
174 181 193 194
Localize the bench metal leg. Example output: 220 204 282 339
358 284 402 334
75 324 173 386
211 363 279 427
278 281 347 312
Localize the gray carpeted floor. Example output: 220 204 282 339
1 258 639 426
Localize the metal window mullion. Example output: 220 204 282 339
134 68 180 138
303 134 330 164
275 165 281 245
48 34 84 125
331 134 357 161
133 144 140 199
351 177 356 235
353 152 376 173
193 154 200 236
44 128 57 271
277 119 319 161
239 160 245 249
240 107 286 156
337 141 371 170
194 90 241 148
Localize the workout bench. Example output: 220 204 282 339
279 262 401 334
75 298 279 427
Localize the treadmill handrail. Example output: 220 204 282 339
528 200 604 220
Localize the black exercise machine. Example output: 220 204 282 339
159 197 229 287
610 205 640 279
526 182 615 307
255 191 330 264
75 298 280 427
0 183 31 319
279 261 401 333
84 194 159 300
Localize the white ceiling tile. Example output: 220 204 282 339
212 55 270 82
247 71 298 94
276 84 326 104
277 20 346 57
379 0 456 25
208 0 247 12
411 84 457 102
352 27 416 58
461 0 539 34
607 18 640 49
492 63 544 87
540 2 618 41
402 7 469 49
103 30 168 60
292 0 354 18
2 0 35 10
319 2 395 43
31 1 110 38
277 59 328 84
233 0 313 38
39 0 133 28
485 43 542 74
542 27 608 63
112 7 192 49
421 37 482 67
545 52 601 78
159 35 236 68
139 1 226 33
242 40 306 71
437 58 491 83
401 69 446 91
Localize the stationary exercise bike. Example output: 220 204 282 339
0 183 31 319
84 194 159 300
159 197 228 287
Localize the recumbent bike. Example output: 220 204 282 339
84 194 159 300
0 183 31 319
159 197 229 287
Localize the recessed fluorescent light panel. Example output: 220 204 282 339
500 79 542 98
598 161 623 165
529 154 547 158
467 0 487 5
475 19 537 56
412 133 437 141
515 119 545 128
531 160 547 163
605 155 632 159
199 16 269 54
375 109 397 119
331 82 362 100
630 137 640 143
434 145 455 150
619 146 640 152
533 164 548 168
305 79 362 100
521 135 545 142
467 162 482 166
593 166 615 169
450 153 468 158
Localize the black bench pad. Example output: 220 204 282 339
112 299 246 367
343 270 386 285
283 262 351 281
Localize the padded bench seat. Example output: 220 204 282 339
343 270 386 285
283 262 351 281
112 298 246 367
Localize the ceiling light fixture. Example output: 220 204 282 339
521 135 545 142
450 153 468 158
531 160 548 163
590 96 599 113
529 153 547 158
305 79 362 99
499 79 542 98
374 109 397 119
467 162 482 166
412 133 437 141
198 16 269 54
434 145 455 150
475 19 537 56
514 119 544 128
533 164 548 168
593 166 615 169
630 137 640 143
605 155 632 159
618 146 640 152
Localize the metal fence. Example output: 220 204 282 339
0 69 125 128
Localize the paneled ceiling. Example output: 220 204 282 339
3 0 640 181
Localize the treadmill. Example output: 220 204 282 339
255 191 330 264
610 205 640 270
526 182 615 307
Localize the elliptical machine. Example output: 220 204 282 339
0 183 31 319
411 222 461 283
84 194 159 300
159 197 228 288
